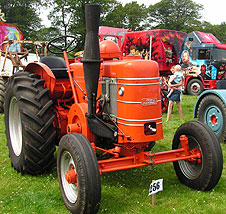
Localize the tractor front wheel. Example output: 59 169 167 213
4 72 56 175
57 133 101 214
172 121 223 191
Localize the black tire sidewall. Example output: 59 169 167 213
57 136 85 213
57 133 101 214
190 121 223 190
0 77 6 113
4 72 56 175
172 121 216 190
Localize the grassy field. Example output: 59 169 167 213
0 95 226 214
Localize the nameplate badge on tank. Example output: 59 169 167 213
141 98 157 106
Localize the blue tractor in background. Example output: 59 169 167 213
194 80 226 142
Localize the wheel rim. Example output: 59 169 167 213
61 151 78 203
204 105 223 134
9 96 22 156
191 82 200 94
178 136 203 180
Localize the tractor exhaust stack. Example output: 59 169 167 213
82 4 116 140
82 4 101 116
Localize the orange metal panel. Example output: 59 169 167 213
102 59 163 143
24 62 56 93
67 103 94 142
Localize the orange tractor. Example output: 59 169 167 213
4 4 223 214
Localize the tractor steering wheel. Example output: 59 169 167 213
47 35 78 54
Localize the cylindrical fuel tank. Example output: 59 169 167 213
102 58 163 143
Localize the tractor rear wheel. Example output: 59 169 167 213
172 121 223 191
0 77 6 113
4 72 56 175
197 94 226 142
57 133 101 214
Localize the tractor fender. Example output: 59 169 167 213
24 62 56 94
193 89 226 118
67 103 95 142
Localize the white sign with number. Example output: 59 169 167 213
148 179 163 196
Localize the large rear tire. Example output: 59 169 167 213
57 133 101 214
0 77 6 113
197 94 226 142
4 72 56 175
172 121 223 191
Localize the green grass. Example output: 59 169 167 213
1 95 226 214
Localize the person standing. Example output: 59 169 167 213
165 65 184 122
167 64 184 98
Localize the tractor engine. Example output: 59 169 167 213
98 44 163 145
71 41 163 154
72 4 163 157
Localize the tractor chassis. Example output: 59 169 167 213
66 135 201 180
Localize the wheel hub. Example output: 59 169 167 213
65 169 77 185
204 105 222 133
210 114 217 125
178 136 203 180
191 83 200 93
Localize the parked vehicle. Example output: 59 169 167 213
181 31 226 95
194 79 226 142
100 27 226 95
4 5 223 214
0 22 47 112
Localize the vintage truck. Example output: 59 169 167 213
99 27 226 95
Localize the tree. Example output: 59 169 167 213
0 0 44 40
147 0 203 32
101 1 125 29
103 1 148 31
34 27 61 42
45 0 149 50
198 22 226 44
45 0 115 50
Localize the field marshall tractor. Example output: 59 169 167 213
4 4 223 214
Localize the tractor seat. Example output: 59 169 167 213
40 56 68 79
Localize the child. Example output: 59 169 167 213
167 65 184 98
165 65 184 122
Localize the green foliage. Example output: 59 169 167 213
103 1 148 31
0 0 44 40
45 0 115 50
147 0 203 32
44 0 149 50
1 0 226 49
34 27 61 42
0 95 226 213
197 22 226 43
